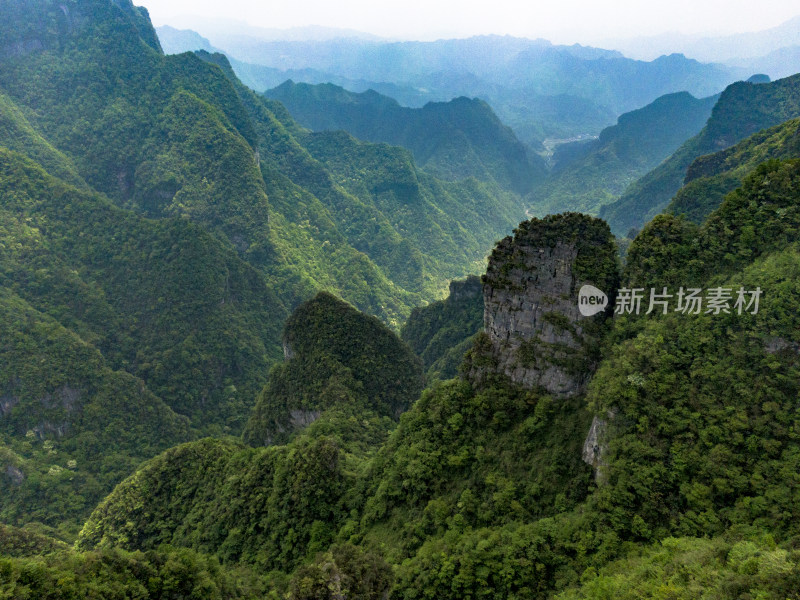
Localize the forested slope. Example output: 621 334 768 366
0 0 530 535
601 73 800 234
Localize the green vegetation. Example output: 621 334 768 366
4 2 800 599
266 81 546 194
529 92 716 217
0 0 536 532
196 51 525 313
0 0 529 331
0 524 68 558
625 158 800 286
0 544 273 599
602 73 800 235
69 152 800 598
666 117 800 223
76 437 352 571
621 214 700 289
242 292 423 447
0 148 286 429
0 529 392 600
0 283 189 535
556 535 800 600
401 276 484 381
0 92 85 189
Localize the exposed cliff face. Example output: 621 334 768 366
581 408 618 483
0 0 162 58
448 275 482 303
467 213 618 396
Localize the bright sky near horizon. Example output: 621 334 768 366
141 0 800 43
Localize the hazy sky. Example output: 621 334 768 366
142 0 800 43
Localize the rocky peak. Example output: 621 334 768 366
467 213 618 396
0 0 162 60
448 275 482 302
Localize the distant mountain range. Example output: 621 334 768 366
601 15 800 66
155 23 800 243
156 26 742 148
729 45 800 81
157 18 385 43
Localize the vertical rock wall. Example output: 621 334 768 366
468 213 618 396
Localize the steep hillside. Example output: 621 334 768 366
242 292 423 447
74 158 800 597
0 148 286 429
266 81 546 194
0 285 190 534
0 145 294 531
466 213 618 395
0 92 85 189
401 276 484 382
601 72 800 235
666 117 800 222
528 92 717 216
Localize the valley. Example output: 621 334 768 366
1 1 800 598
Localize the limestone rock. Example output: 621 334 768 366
4 464 24 486
582 409 617 483
448 275 482 302
467 213 618 395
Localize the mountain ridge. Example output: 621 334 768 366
266 80 546 194
601 71 800 235
528 90 718 217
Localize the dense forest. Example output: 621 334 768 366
2 0 800 598
265 82 546 195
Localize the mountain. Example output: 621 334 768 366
5 1 800 598
155 24 220 54
0 0 528 323
527 91 717 217
241 292 423 447
601 72 800 235
156 26 435 112
266 81 547 194
666 117 800 223
160 18 385 43
603 15 800 63
401 275 484 381
188 34 727 109
196 52 526 307
727 45 800 81
163 30 739 147
0 0 530 533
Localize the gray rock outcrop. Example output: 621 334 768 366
582 409 618 483
467 213 618 396
448 275 482 302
